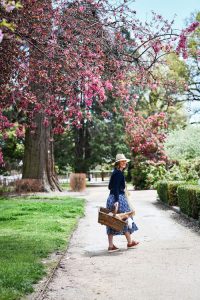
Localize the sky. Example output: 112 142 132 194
132 0 200 30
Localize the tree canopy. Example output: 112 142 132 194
165 125 200 160
0 1 199 190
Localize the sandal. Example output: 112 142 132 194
108 245 120 253
127 241 139 249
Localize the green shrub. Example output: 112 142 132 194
157 180 185 206
131 156 200 190
132 160 167 190
163 160 199 184
131 161 147 190
157 181 168 204
167 181 185 206
177 185 200 219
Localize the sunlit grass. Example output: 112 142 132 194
0 195 85 300
60 182 70 190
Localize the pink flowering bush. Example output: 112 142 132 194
125 106 168 162
124 103 169 189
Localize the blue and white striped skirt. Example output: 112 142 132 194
106 193 138 235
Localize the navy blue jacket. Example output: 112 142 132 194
108 168 125 202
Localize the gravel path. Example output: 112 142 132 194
33 187 200 300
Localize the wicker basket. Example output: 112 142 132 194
98 207 126 231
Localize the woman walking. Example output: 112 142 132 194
106 154 139 252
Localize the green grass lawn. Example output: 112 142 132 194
0 195 85 300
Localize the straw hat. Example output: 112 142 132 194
113 154 130 165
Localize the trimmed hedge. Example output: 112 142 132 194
157 181 200 220
168 181 185 206
157 181 184 206
157 181 168 204
177 185 200 219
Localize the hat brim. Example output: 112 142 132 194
112 159 130 165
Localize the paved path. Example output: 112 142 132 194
42 187 200 300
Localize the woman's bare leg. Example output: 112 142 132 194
108 234 114 248
125 232 139 247
124 231 132 244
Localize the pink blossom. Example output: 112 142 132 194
124 108 168 162
3 133 8 139
79 6 85 13
186 22 199 33
152 41 161 54
104 80 113 91
183 51 188 59
98 87 106 101
151 83 157 90
91 76 99 85
16 127 25 138
85 99 93 107
43 118 50 127
77 111 83 119
176 33 186 52
176 33 189 59
101 111 110 118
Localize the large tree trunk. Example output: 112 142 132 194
22 113 61 192
19 1 60 192
74 123 91 173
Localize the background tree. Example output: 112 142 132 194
0 126 24 174
184 12 200 123
165 125 200 160
54 97 130 173
134 53 189 130
160 125 200 185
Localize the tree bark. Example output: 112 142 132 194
73 123 91 173
22 113 61 192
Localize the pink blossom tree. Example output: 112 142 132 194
124 104 168 162
0 0 199 190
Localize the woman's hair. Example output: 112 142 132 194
115 161 127 170
114 161 121 169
